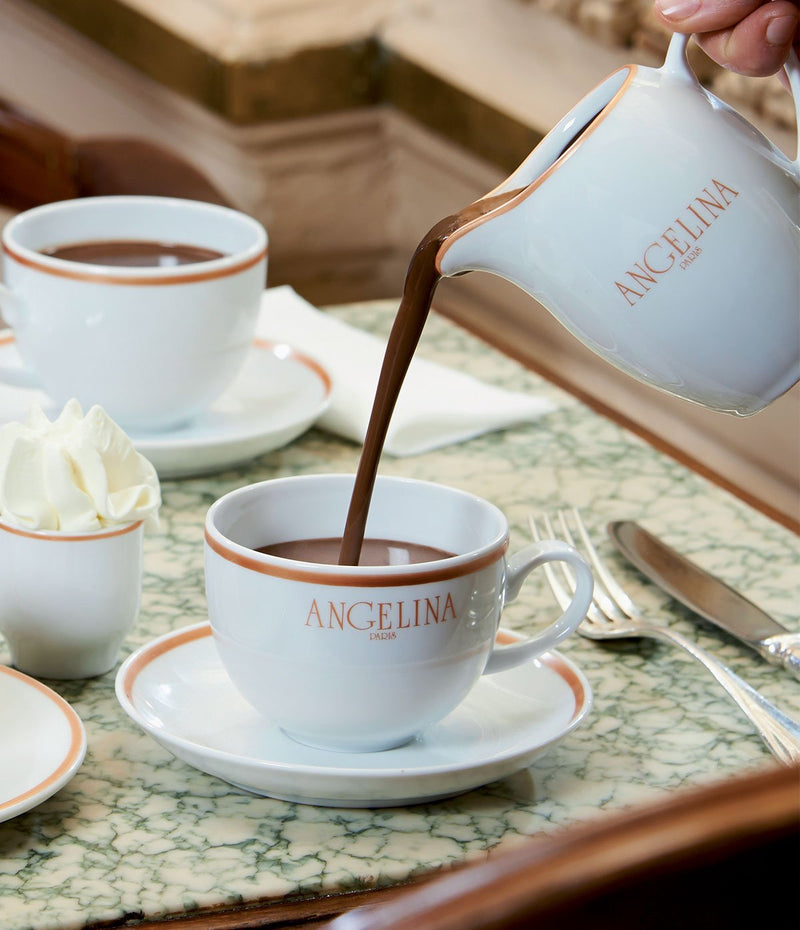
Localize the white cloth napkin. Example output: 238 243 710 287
257 286 556 456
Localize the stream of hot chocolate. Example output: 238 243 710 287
338 187 526 566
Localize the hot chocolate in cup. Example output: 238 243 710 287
204 474 594 753
0 196 267 432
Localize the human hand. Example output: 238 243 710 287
654 0 800 76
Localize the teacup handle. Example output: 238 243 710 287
482 540 593 675
663 33 800 171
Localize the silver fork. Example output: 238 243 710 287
530 509 800 766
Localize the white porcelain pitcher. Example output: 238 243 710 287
437 35 800 416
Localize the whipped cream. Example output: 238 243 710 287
0 400 161 532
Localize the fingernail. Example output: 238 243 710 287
766 14 797 47
655 0 700 22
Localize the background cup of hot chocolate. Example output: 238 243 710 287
0 196 267 431
204 474 594 753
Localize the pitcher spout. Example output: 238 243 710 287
436 188 533 285
436 59 635 282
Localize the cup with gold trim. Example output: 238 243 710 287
0 195 267 432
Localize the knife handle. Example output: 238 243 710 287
760 633 800 680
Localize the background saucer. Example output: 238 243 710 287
0 335 331 478
116 623 592 807
129 339 331 477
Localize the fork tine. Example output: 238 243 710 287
528 514 573 612
544 512 589 610
531 509 636 627
529 513 605 626
551 509 627 623
543 512 598 617
566 508 640 619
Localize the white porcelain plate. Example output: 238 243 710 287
0 334 332 478
116 623 592 807
0 666 87 823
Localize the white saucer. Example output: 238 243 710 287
116 623 592 807
0 334 332 478
0 666 87 823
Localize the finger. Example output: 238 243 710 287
696 3 800 75
654 0 775 34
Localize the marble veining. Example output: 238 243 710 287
1 301 798 929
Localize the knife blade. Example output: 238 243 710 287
607 520 800 679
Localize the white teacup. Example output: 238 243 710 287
0 518 144 679
0 196 267 431
204 474 594 753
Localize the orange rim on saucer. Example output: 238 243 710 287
0 667 86 819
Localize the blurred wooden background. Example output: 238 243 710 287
0 0 797 528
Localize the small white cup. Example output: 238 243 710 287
205 474 594 753
0 196 267 432
0 519 144 679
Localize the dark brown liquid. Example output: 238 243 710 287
338 187 526 565
259 537 454 566
41 239 226 267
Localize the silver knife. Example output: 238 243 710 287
607 520 800 679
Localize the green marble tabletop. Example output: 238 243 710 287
1 300 799 930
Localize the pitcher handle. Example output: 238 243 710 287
662 32 694 80
785 48 800 170
663 33 799 169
